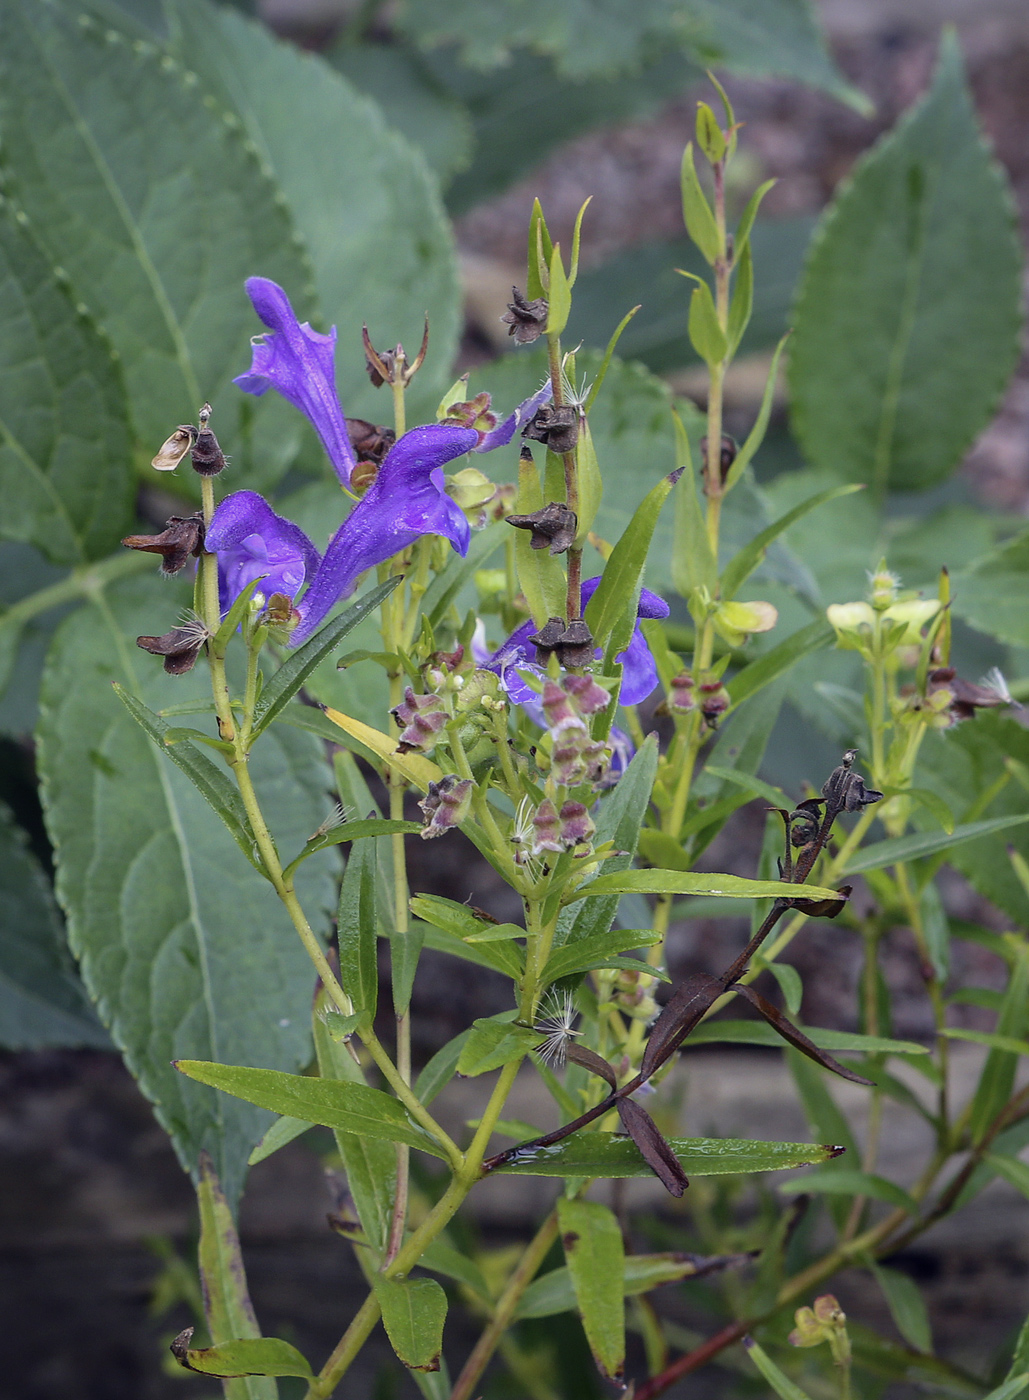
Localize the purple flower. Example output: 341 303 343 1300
206 490 321 614
480 577 669 708
290 422 478 644
473 382 552 452
234 278 357 486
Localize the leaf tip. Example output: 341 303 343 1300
826 1143 847 1159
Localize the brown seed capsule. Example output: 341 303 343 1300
500 286 548 344
346 418 395 467
522 404 579 455
136 621 209 675
528 616 566 665
122 513 205 576
507 501 577 555
700 433 738 484
555 618 594 669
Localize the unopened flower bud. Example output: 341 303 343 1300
418 775 473 839
392 688 448 753
264 592 300 634
699 681 729 725
542 679 577 728
531 797 563 854
868 561 900 609
713 599 778 648
669 672 695 712
826 601 875 650
881 597 941 645
557 799 595 849
350 459 379 495
447 466 499 527
562 673 610 715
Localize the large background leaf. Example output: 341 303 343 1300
36 575 337 1203
0 798 109 1050
789 31 1022 492
166 1 462 424
0 0 314 489
0 205 134 563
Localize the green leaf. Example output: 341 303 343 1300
686 280 727 366
671 420 717 599
328 40 474 184
372 1275 447 1372
251 579 402 738
176 1059 446 1158
870 1261 933 1353
546 241 572 336
166 1 460 422
565 870 844 903
952 530 1029 648
736 178 778 251
920 879 950 983
584 472 675 654
726 236 753 355
680 144 720 264
496 1134 842 1178
337 829 378 1023
400 0 859 103
422 520 506 629
542 929 660 983
703 766 788 808
727 620 834 707
985 1153 1029 1201
418 1240 492 1302
176 1337 312 1380
789 32 1023 493
721 484 862 600
0 206 134 564
247 1115 312 1167
842 814 1029 874
969 939 1029 1143
557 1198 625 1381
723 331 790 491
0 0 312 486
515 1252 715 1319
313 1014 396 1256
36 577 336 1203
744 1339 814 1400
780 1170 917 1213
987 1379 1029 1400
684 1021 927 1056
414 1030 470 1106
940 1028 1029 1057
0 799 109 1049
456 1015 541 1076
284 819 421 879
114 687 261 871
196 1152 278 1400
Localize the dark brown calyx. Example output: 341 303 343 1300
500 286 548 344
507 501 577 555
521 403 579 454
122 513 205 575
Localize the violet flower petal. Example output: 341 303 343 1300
291 423 479 645
233 278 357 486
474 382 553 452
483 576 669 708
206 490 321 615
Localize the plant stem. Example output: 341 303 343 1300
449 1210 561 1400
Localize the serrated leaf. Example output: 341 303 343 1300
557 1198 625 1379
496 1135 842 1178
0 0 312 482
373 1275 447 1371
0 799 109 1050
789 32 1022 492
166 1 460 422
0 205 134 564
36 576 335 1203
176 1059 446 1158
196 1153 277 1400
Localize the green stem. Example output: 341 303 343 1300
449 1210 561 1400
2 548 152 628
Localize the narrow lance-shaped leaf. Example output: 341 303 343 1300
566 869 844 903
671 410 717 598
744 1338 815 1400
557 1197 625 1381
175 1059 447 1158
584 471 675 655
337 829 378 1022
196 1152 277 1400
721 482 863 600
843 813 1029 874
496 1135 845 1179
724 332 790 492
251 578 401 737
734 983 874 1086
